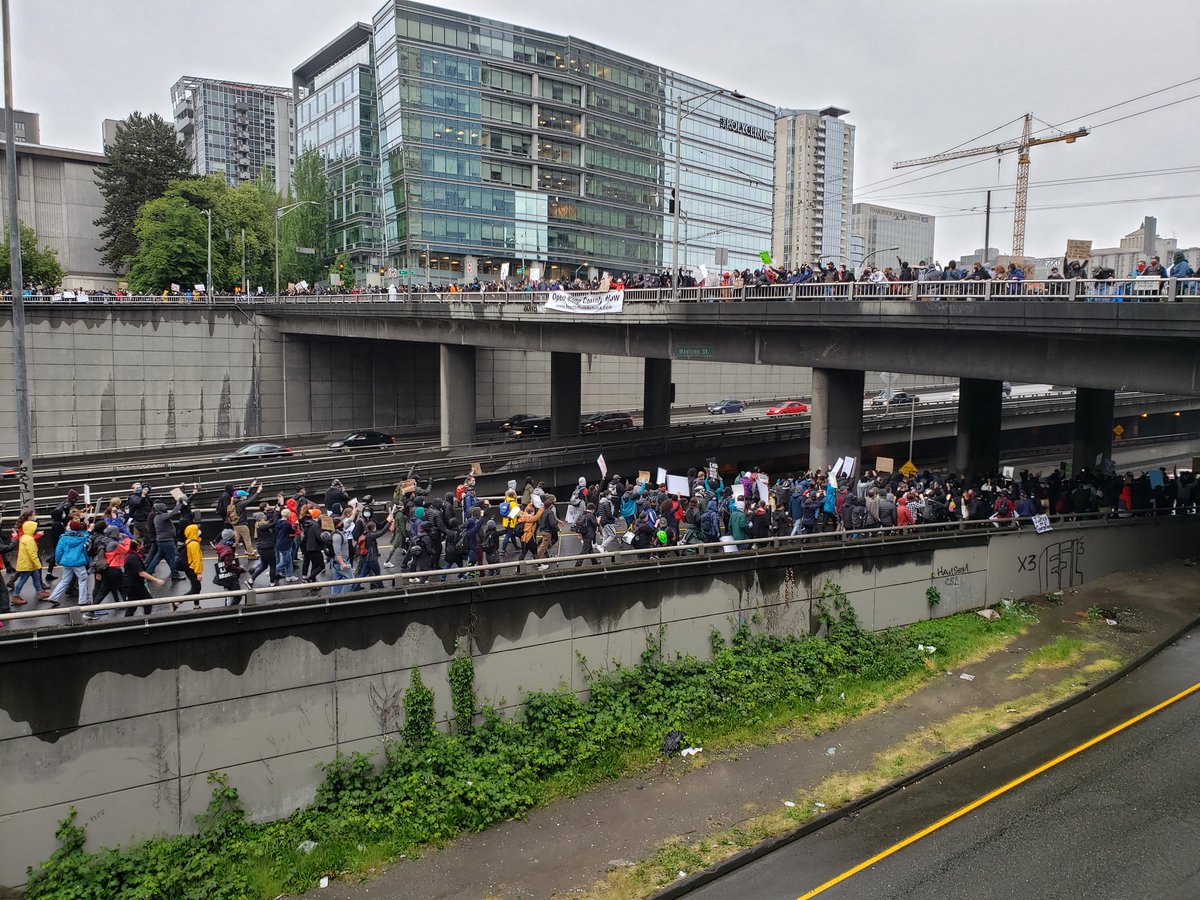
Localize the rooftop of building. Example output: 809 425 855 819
171 74 292 98
0 142 107 166
293 22 374 90
776 106 851 120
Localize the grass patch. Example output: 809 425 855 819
589 656 1123 899
1009 635 1091 679
24 584 1037 899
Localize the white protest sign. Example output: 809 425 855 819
1002 466 1015 480
597 454 608 478
656 467 667 485
830 457 845 480
500 262 510 280
843 456 857 479
1032 514 1053 534
169 283 180 293
540 290 624 314
83 484 91 507
732 484 745 500
757 474 769 504
666 474 691 496
194 283 206 292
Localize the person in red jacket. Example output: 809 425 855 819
896 495 915 528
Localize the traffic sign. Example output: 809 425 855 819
1112 424 1125 441
900 460 918 477
387 267 398 278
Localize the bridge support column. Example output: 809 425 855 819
643 358 672 430
1072 387 1115 475
439 344 476 449
810 368 864 472
550 351 581 438
953 378 1003 478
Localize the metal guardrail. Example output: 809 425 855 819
4 278 1200 306
0 509 1176 637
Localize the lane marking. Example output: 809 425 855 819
796 678 1200 899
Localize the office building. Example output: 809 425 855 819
0 143 115 289
849 202 935 271
772 107 855 269
0 109 40 145
293 24 383 277
296 0 774 284
101 118 121 150
171 76 295 193
1086 216 1199 276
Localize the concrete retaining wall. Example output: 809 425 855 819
0 516 1196 886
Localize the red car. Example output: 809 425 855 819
766 400 809 416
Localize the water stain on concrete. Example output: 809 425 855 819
216 374 231 439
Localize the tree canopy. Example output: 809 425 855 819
0 221 65 291
94 113 193 274
278 147 329 287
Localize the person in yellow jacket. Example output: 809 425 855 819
13 520 49 603
173 524 205 611
499 490 521 556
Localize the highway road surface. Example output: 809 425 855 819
686 626 1200 900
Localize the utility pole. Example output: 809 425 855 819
3 0 32 511
204 209 212 297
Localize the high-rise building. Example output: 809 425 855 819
772 107 854 269
0 109 40 145
296 0 774 285
293 24 383 277
849 202 935 271
171 76 295 193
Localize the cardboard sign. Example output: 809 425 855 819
1064 239 1092 265
597 454 608 478
470 462 484 476
170 487 186 502
638 470 651 484
666 474 690 497
319 514 335 532
874 457 894 474
399 479 417 495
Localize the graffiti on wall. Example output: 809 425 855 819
1018 537 1086 591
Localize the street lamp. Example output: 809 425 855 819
671 86 744 300
860 245 900 270
275 200 321 299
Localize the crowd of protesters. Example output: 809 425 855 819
0 458 1194 627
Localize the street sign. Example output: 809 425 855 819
900 460 918 477
387 267 398 278
1113 424 1125 441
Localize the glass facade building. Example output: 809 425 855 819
297 2 774 285
849 202 935 271
172 76 294 194
293 24 384 275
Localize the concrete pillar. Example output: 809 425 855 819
1072 387 1115 475
809 368 864 472
643 357 672 430
953 378 1003 478
550 351 581 438
439 344 476 448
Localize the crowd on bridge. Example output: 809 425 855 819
0 456 1195 627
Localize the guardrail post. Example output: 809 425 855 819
1167 277 1178 303
244 586 257 606
67 605 84 626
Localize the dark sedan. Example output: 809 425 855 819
581 411 635 433
328 430 396 450
499 413 539 432
505 416 551 438
217 443 294 463
708 398 746 414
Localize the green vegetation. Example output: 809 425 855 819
1011 635 1092 679
26 582 1035 898
0 220 65 291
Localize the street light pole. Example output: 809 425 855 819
860 245 900 270
204 208 212 297
2 0 32 511
274 200 320 300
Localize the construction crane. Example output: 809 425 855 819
893 114 1088 260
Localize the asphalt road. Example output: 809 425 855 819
687 627 1200 900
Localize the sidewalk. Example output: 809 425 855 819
306 560 1200 899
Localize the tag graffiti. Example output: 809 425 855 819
1018 537 1085 591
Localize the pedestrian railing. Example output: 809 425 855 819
0 509 1186 636
4 278 1199 307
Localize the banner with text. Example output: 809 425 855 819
541 290 624 314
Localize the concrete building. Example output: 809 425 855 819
171 76 295 194
0 109 39 145
956 247 1001 269
849 202 934 271
296 1 775 285
1086 216 1199 276
0 143 114 290
772 106 855 269
100 118 121 150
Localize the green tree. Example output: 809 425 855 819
331 251 356 291
0 221 65 291
279 146 328 287
125 196 207 293
94 113 192 274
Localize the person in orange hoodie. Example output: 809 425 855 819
12 519 50 604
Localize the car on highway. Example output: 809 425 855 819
216 443 294 463
871 390 921 407
581 411 635 433
498 413 539 432
707 398 746 415
505 416 551 438
765 400 809 416
327 430 396 451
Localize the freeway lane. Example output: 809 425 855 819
687 626 1200 900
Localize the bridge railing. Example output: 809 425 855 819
5 278 1200 307
0 508 1185 635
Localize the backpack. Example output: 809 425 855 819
700 509 718 538
482 524 499 554
87 533 109 572
356 534 369 557
227 502 240 525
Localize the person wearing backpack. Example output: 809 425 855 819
274 509 300 583
302 508 327 583
480 514 501 575
352 520 383 590
122 539 165 617
250 510 279 586
87 525 130 617
329 522 353 594
46 488 80 583
46 519 90 608
227 485 262 560
213 529 247 605
535 494 560 562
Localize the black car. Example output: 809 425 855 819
505 416 551 438
328 430 396 450
707 398 746 414
217 443 294 463
888 391 921 405
499 413 539 432
581 411 635 433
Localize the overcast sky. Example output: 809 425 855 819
10 0 1200 261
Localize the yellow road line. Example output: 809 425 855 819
796 678 1200 900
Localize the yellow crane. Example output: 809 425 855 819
893 114 1088 260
